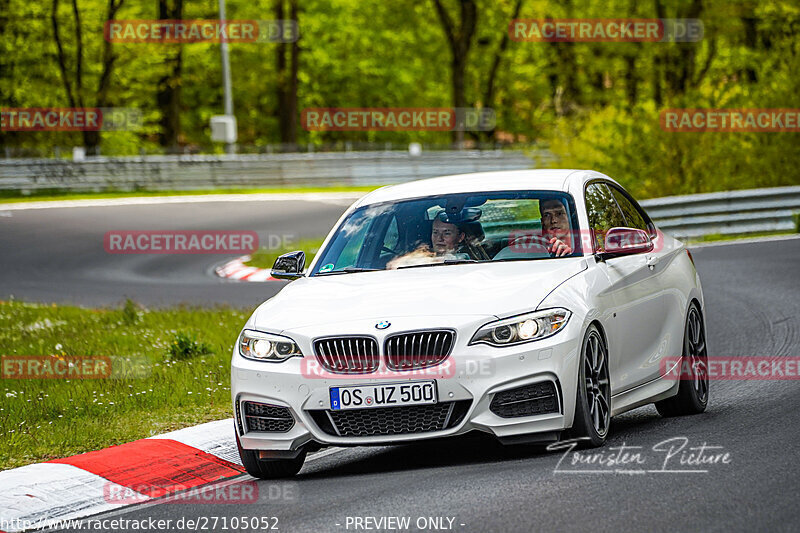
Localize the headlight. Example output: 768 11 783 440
238 329 303 362
469 308 571 347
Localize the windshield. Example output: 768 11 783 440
310 191 581 275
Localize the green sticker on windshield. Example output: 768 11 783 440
319 263 335 273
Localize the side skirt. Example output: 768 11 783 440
610 370 681 417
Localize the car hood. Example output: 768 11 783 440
251 258 588 332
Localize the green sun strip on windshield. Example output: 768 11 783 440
480 199 541 223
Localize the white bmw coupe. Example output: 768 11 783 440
232 169 709 478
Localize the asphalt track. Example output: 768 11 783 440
2 198 799 532
0 196 356 307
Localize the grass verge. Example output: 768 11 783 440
0 185 380 204
243 237 326 270
684 229 798 245
0 299 252 470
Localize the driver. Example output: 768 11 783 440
540 198 574 257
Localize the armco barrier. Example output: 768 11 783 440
0 153 797 239
0 150 545 192
641 186 800 238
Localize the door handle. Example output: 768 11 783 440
646 255 660 268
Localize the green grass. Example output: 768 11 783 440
0 185 381 204
685 229 798 245
244 237 326 270
0 299 254 470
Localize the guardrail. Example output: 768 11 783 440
641 186 800 238
1 153 797 239
0 150 548 192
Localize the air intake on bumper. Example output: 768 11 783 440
243 401 295 433
489 381 560 418
309 400 471 437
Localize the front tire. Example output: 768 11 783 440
567 324 611 447
655 303 709 417
236 433 306 479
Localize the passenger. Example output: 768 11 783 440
386 210 471 269
431 216 466 255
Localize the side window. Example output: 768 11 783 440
585 183 626 251
609 186 648 232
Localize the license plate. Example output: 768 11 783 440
330 381 437 410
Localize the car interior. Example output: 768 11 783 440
314 193 582 273
374 196 573 267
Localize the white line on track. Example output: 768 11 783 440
0 192 365 211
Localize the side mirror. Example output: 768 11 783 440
603 227 654 256
271 251 305 280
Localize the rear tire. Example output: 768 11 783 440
566 324 611 448
236 433 305 479
655 303 709 417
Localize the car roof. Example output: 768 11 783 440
354 169 602 207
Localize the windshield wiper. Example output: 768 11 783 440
316 266 381 276
342 266 381 272
397 258 485 270
442 258 479 264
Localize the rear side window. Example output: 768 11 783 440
585 183 626 251
609 186 648 232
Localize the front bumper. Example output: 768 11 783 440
231 314 582 451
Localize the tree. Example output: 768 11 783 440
0 0 12 151
275 0 299 148
157 0 183 152
653 0 714 100
545 0 578 116
482 0 523 141
432 0 477 146
51 0 124 154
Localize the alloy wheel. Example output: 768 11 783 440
584 331 611 437
686 307 709 403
